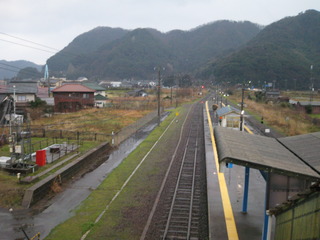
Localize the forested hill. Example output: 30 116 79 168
47 27 129 73
46 21 261 80
198 9 320 90
0 60 42 79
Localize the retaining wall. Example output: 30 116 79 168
22 142 111 208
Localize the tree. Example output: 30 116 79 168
29 97 47 109
17 67 42 79
163 75 176 87
179 74 192 87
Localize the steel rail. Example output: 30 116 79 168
162 108 201 239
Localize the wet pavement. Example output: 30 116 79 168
0 115 166 240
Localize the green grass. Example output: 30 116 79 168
310 113 320 119
0 139 101 208
45 107 187 240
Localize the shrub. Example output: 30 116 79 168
30 97 46 108
305 105 313 114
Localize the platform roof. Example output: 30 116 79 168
214 127 320 180
278 132 320 174
216 106 240 117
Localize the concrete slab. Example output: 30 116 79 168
205 99 266 240
204 109 228 239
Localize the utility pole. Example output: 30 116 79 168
273 80 276 91
170 86 173 106
157 68 161 125
310 65 314 104
155 67 164 126
13 85 16 116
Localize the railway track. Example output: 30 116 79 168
142 103 208 240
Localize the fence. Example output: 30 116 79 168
274 191 320 240
0 109 160 149
29 128 112 142
31 110 160 146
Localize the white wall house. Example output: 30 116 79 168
216 106 244 130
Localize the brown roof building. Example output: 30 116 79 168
52 84 95 113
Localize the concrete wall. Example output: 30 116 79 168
22 142 111 208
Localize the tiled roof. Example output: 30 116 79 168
298 101 320 106
52 84 95 93
82 82 106 91
0 84 38 94
216 106 241 117
95 94 108 100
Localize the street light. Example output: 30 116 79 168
240 84 244 131
240 110 244 131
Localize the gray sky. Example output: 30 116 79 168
1 0 319 65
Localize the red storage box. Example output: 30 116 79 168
36 150 46 166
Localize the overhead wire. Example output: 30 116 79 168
0 32 60 52
0 66 20 74
0 32 81 59
0 31 91 79
0 63 44 78
0 38 56 54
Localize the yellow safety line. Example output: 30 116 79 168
206 101 239 240
244 125 253 134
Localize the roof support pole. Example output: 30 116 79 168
262 172 270 240
262 211 269 240
242 166 250 213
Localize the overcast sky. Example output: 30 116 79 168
1 0 319 65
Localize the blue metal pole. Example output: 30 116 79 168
242 166 250 213
262 209 269 240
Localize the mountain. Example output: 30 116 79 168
166 20 262 71
68 28 176 79
198 10 320 90
0 60 42 80
46 27 129 73
46 21 261 80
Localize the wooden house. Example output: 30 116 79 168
52 84 95 113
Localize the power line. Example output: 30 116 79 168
0 62 27 70
0 32 60 52
0 32 87 76
0 38 56 54
0 63 43 77
0 32 80 59
0 66 19 73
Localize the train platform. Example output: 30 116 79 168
204 96 320 240
204 101 266 240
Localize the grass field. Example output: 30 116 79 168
0 139 100 209
0 108 152 209
226 90 320 136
